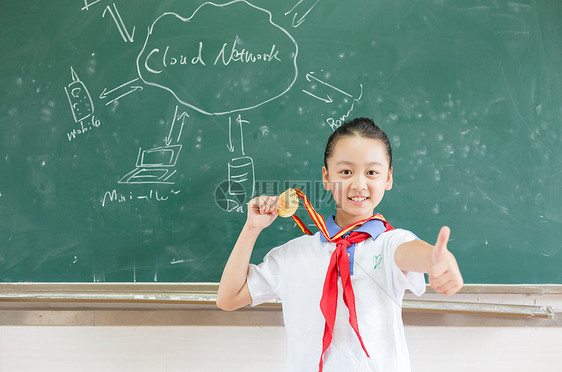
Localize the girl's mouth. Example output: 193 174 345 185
349 196 369 205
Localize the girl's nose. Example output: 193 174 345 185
351 174 367 191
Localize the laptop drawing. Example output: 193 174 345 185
118 145 182 184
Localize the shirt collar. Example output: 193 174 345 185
319 215 386 243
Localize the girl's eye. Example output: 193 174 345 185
340 170 351 175
367 170 378 176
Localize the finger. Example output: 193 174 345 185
265 196 278 214
444 283 463 296
429 256 451 279
429 270 450 289
437 280 463 296
430 268 463 294
257 196 269 214
256 197 264 214
432 278 457 294
247 197 261 213
248 197 259 207
432 226 450 264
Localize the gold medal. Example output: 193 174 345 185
278 188 299 217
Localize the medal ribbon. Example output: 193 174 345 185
290 188 393 241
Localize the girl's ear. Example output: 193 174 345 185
322 166 332 191
385 167 393 191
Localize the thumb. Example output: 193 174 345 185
432 226 450 264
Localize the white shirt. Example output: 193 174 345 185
247 217 426 372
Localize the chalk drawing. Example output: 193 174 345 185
228 156 255 208
81 0 103 11
326 83 363 130
119 145 181 184
102 3 135 43
136 0 299 115
302 71 354 103
64 67 101 141
227 114 255 211
165 105 189 146
119 106 188 184
102 188 181 207
285 0 321 28
99 78 143 106
216 114 255 212
227 114 249 155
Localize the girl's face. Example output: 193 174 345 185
322 135 393 228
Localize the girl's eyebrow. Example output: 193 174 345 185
336 160 384 167
335 160 354 166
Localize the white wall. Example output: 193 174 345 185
406 327 562 371
1 325 561 372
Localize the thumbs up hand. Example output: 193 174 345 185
428 226 464 296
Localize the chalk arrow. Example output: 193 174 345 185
285 0 320 28
102 3 135 43
81 0 103 11
100 78 143 106
302 90 333 103
102 86 143 106
165 106 189 146
99 88 110 100
226 117 235 152
305 72 353 98
70 66 80 82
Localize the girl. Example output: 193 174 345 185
217 117 463 372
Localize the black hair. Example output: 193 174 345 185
324 117 392 169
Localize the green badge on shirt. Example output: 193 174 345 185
373 255 382 270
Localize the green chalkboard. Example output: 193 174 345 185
1 0 560 284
